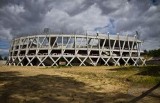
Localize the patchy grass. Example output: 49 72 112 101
106 65 160 85
0 65 160 103
44 65 160 86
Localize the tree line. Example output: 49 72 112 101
143 48 160 57
0 55 8 60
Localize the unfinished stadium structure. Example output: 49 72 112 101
7 33 146 66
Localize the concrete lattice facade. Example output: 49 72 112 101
7 33 146 66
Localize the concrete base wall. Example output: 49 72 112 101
0 60 6 65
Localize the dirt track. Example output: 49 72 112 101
0 66 159 103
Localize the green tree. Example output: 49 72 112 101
144 49 148 54
0 55 3 60
4 56 8 60
147 48 160 57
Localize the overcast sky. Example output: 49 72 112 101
0 0 160 55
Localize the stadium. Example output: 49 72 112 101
7 33 146 66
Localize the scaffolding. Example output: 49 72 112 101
7 33 146 66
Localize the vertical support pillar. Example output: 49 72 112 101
75 34 76 55
138 43 140 57
48 35 51 55
117 33 121 57
26 37 29 55
127 34 131 57
36 36 39 55
108 33 112 56
86 33 89 55
61 35 63 55
98 34 100 56
135 35 139 57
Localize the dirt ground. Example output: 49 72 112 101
0 66 159 103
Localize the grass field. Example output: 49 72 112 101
0 65 160 103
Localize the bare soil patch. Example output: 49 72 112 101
0 66 159 103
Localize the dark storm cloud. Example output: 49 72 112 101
0 0 53 39
0 0 160 51
66 0 120 16
100 0 160 50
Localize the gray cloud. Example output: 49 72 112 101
0 0 160 50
